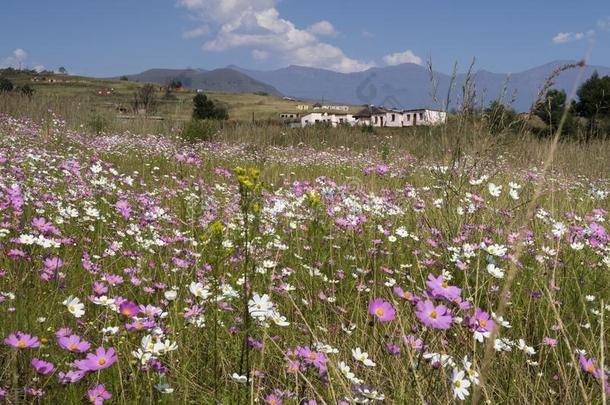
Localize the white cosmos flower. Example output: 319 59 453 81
189 282 210 300
164 290 178 301
248 293 273 320
230 373 248 383
451 368 471 400
486 263 505 279
488 183 502 197
486 244 507 257
352 347 376 367
63 296 85 318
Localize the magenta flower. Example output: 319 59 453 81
74 347 117 372
265 394 282 405
469 307 495 332
87 384 112 405
31 358 55 375
392 286 418 303
368 298 396 322
119 300 139 318
58 335 91 353
115 200 132 220
415 300 453 329
4 332 40 349
579 354 601 378
426 273 462 301
403 335 424 351
58 370 86 384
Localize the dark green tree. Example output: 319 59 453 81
58 66 67 75
193 93 228 120
576 72 610 138
0 77 14 93
532 89 576 138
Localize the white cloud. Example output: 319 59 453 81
307 20 337 37
0 48 29 69
183 26 210 39
598 17 610 31
383 49 422 66
177 0 373 72
552 30 594 44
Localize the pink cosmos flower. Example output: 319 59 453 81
543 337 557 347
4 332 40 349
74 347 117 372
392 286 419 303
579 354 600 378
31 358 55 375
426 274 462 301
87 384 112 405
119 301 139 318
58 370 86 384
368 298 396 322
415 300 453 329
115 200 131 220
403 335 424 351
58 335 91 353
469 308 495 332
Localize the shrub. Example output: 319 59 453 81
181 119 218 143
86 113 109 135
0 77 14 93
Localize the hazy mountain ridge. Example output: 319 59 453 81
232 61 610 112
121 68 282 96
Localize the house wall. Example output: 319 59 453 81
402 110 447 126
301 113 356 127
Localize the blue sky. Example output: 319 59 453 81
1 0 609 76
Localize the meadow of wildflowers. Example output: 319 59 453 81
0 113 609 404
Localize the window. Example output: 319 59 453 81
374 116 378 124
419 113 424 120
391 114 396 122
406 114 411 121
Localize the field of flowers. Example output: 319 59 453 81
0 113 609 404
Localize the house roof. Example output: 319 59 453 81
353 106 390 118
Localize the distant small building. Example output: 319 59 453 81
279 112 300 119
296 104 310 111
282 96 296 101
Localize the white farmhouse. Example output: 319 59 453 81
301 112 356 127
353 106 446 127
402 109 447 126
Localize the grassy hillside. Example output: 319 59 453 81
0 69 358 124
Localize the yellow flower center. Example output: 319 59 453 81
480 320 487 327
442 282 448 288
98 359 106 366
69 344 78 350
587 365 594 372
136 322 143 329
376 309 385 317
403 292 410 298
309 353 316 360
17 341 26 348
123 309 131 316
455 380 461 388
69 306 75 312
430 311 438 319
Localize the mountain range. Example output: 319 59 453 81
122 61 610 112
123 68 282 96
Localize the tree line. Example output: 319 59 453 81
484 72 610 140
